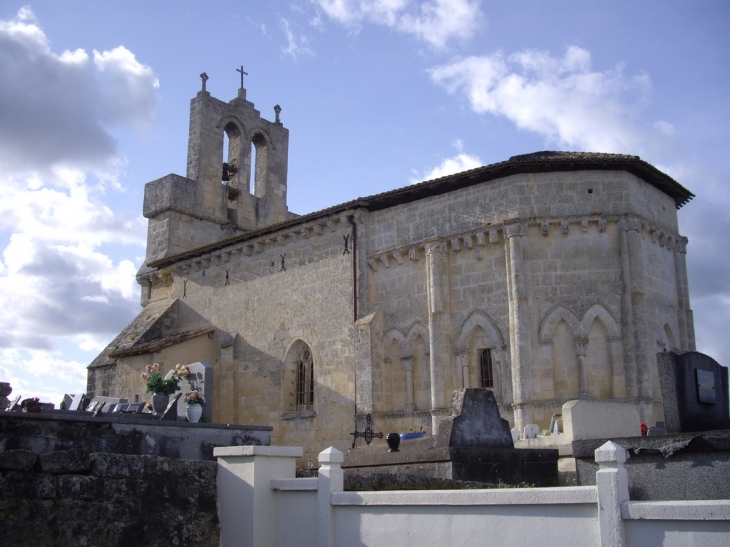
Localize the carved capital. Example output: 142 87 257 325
574 338 588 357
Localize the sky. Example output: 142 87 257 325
0 0 728 407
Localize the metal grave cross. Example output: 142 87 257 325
350 414 383 447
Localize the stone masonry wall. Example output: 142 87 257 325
0 448 219 547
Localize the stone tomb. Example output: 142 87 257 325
657 350 730 433
344 389 559 486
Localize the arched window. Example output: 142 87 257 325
480 349 494 388
294 345 314 411
250 133 268 197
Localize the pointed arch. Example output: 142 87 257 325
454 310 506 353
405 320 429 355
579 303 620 339
382 327 407 357
539 304 580 343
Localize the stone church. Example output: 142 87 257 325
88 81 695 462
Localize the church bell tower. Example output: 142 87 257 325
141 72 290 264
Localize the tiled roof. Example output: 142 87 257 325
148 151 694 270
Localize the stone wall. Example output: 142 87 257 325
0 448 219 547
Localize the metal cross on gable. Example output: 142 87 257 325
236 65 248 88
350 414 383 448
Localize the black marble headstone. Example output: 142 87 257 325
657 351 730 433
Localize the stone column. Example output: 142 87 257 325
504 220 532 430
401 356 414 412
673 237 696 351
425 240 450 433
622 218 652 420
575 338 589 399
618 222 638 399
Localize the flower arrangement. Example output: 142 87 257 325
141 363 190 396
184 390 205 405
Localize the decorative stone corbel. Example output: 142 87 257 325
463 235 473 249
408 248 419 262
541 222 549 236
599 219 607 232
475 232 486 246
380 254 390 268
561 221 569 235
451 238 462 252
489 228 500 243
581 219 588 232
368 258 379 271
313 224 323 236
392 250 403 265
650 228 660 244
254 242 263 254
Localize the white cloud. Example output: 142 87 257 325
0 8 153 401
428 46 674 155
314 0 483 49
411 139 481 182
0 8 159 180
281 17 315 58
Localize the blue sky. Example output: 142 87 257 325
0 1 728 406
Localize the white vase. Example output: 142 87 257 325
186 403 203 423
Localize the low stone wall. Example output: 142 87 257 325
0 448 219 547
0 411 271 461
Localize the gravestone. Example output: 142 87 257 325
522 424 540 439
68 393 86 411
657 351 730 433
510 427 521 442
178 362 214 422
61 394 74 410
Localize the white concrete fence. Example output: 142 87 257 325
215 442 730 547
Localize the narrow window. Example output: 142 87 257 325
480 349 493 388
295 346 314 411
250 141 256 195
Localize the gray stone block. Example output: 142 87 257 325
38 448 90 475
0 449 37 471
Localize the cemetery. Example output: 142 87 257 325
2 350 730 545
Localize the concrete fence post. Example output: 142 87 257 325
317 447 344 547
595 441 629 547
214 446 303 547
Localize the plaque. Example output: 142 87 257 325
696 368 716 404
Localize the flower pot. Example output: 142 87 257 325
151 393 169 415
186 403 203 423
